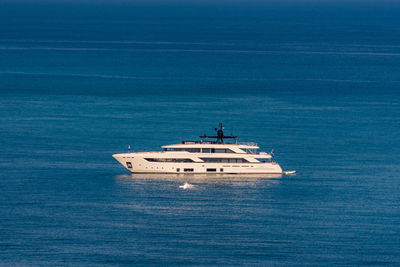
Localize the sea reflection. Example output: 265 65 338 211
115 173 283 187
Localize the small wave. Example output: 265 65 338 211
0 46 118 52
0 38 236 46
179 182 195 190
5 39 400 50
1 71 399 84
0 71 166 80
1 45 400 57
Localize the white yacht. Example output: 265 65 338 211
113 124 285 174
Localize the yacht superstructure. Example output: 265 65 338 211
113 124 284 174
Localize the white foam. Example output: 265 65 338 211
179 182 195 190
283 170 296 175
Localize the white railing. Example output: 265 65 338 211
238 142 258 146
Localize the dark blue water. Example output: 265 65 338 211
1 2 399 266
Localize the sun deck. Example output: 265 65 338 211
163 142 259 150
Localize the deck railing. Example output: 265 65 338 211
238 142 258 146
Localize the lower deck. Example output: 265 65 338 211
114 155 283 174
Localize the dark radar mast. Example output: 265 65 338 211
199 123 238 144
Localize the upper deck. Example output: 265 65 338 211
161 142 262 156
162 141 259 150
162 123 263 152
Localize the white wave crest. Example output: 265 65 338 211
179 182 195 190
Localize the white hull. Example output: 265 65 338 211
113 153 283 174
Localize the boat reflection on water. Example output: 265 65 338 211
115 173 283 187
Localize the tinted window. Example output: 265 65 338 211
167 148 200 152
167 148 185 151
145 158 194 162
255 158 270 162
200 158 248 163
209 149 234 153
186 148 200 153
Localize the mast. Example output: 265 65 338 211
199 123 238 143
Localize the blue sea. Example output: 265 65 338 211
1 2 399 266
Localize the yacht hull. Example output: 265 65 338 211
113 153 283 174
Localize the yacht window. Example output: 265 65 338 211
214 148 234 153
166 148 183 151
220 168 223 172
201 148 234 153
166 148 200 152
186 148 201 153
243 148 258 154
126 162 132 168
176 168 180 172
206 168 216 172
184 168 194 172
165 148 234 153
255 158 271 162
144 158 194 162
200 158 248 163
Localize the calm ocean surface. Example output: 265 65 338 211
1 2 399 266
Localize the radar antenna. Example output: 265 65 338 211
199 122 238 144
215 122 224 143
